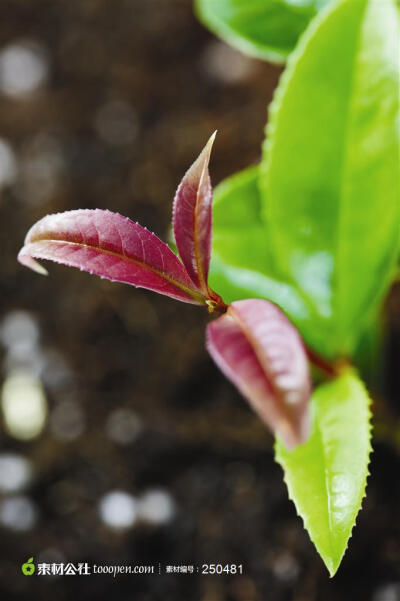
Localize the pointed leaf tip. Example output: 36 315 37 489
17 250 48 275
18 209 207 305
173 132 217 296
275 368 372 576
206 299 311 449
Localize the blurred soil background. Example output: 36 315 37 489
0 1 399 600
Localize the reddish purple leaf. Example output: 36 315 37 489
18 209 207 305
173 132 216 295
206 299 311 449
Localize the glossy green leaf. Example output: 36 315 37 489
212 165 261 228
261 0 400 359
275 368 372 576
210 166 338 354
210 166 311 325
195 0 331 63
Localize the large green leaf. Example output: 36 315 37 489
195 0 331 64
211 166 344 354
261 0 400 359
211 166 346 354
275 368 372 576
211 167 384 378
210 166 312 325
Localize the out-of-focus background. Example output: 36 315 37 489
0 1 399 600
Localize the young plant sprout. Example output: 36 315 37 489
18 0 397 577
18 133 312 450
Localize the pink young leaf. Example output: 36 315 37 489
206 299 311 449
18 209 207 305
173 132 216 296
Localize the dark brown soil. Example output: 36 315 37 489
0 2 399 600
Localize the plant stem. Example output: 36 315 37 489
306 347 340 377
206 299 228 315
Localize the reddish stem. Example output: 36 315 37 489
306 347 339 377
206 298 228 315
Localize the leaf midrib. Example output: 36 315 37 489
26 238 206 303
193 166 209 294
228 304 298 433
313 404 335 568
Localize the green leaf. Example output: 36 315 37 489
195 0 331 64
261 0 400 359
211 166 340 354
211 166 384 375
212 165 261 228
210 166 311 324
275 368 372 576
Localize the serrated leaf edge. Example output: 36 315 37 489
275 372 373 577
260 0 342 195
258 0 346 328
260 0 400 355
